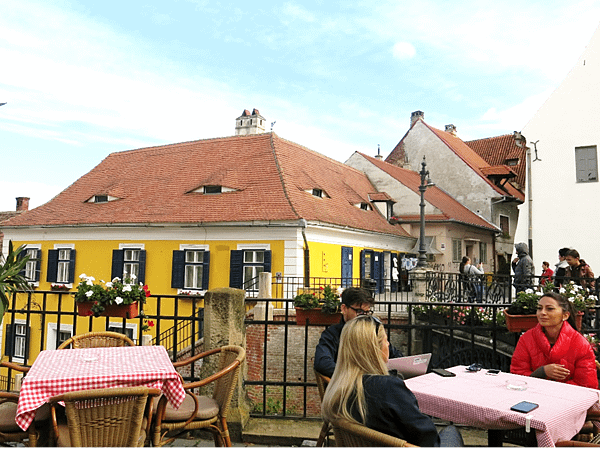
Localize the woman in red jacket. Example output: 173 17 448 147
510 292 598 389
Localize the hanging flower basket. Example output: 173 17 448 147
77 301 139 318
503 309 583 333
295 308 342 326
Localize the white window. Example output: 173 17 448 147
123 249 140 280
13 324 27 359
575 145 598 183
57 249 71 283
452 239 462 263
24 247 41 282
479 243 488 266
243 250 265 290
46 323 74 350
185 250 205 289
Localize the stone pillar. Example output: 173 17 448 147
200 287 248 442
255 272 274 321
410 268 428 354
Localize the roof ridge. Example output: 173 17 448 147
269 134 300 220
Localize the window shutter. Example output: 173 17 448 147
4 324 14 358
229 250 243 289
264 251 271 273
138 250 146 285
33 250 41 282
360 250 365 279
202 251 210 290
68 249 77 283
111 250 124 281
171 251 185 289
374 252 383 293
46 250 58 283
24 326 31 361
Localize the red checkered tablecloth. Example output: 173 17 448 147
405 365 600 447
16 345 186 431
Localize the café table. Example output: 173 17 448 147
15 345 186 431
405 365 600 447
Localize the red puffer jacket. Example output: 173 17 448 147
510 322 598 389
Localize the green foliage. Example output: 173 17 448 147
0 241 32 311
293 285 340 314
507 282 595 315
74 273 150 316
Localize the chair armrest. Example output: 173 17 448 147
0 361 30 373
172 347 221 368
181 358 241 390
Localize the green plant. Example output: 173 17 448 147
75 273 150 316
413 300 504 326
0 241 32 318
507 282 595 315
293 285 340 314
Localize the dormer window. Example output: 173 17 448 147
312 188 323 198
86 194 118 203
354 202 371 210
505 158 519 166
204 185 222 194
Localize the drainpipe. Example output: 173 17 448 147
300 219 310 287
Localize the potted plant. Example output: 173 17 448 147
294 285 341 325
0 241 31 325
504 283 589 332
75 273 150 318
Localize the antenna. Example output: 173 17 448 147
271 121 276 131
377 144 381 157
530 140 541 162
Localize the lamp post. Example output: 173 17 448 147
417 156 435 268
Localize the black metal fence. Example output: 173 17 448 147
244 272 600 419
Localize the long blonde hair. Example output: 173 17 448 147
321 315 389 425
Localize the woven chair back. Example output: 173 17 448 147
212 345 246 419
58 331 134 349
332 418 417 447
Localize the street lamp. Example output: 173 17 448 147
417 156 435 268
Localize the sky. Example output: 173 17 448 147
2 0 600 211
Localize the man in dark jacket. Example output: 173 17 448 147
314 287 403 377
512 242 534 293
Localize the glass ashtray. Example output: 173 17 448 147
505 379 527 391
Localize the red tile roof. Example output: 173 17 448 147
357 153 500 232
4 134 410 237
387 121 524 202
466 134 526 191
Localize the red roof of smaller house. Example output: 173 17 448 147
357 153 499 232
480 165 517 177
466 134 526 191
368 192 394 202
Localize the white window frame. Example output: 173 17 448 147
24 244 41 287
118 244 144 282
178 244 209 295
53 243 75 288
452 239 462 263
46 323 74 350
237 244 270 292
107 322 138 343
575 145 599 183
11 319 27 364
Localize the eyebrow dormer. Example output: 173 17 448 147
190 185 238 194
86 194 119 203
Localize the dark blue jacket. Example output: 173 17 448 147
352 374 441 447
314 319 403 378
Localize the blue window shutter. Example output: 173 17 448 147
68 249 77 283
138 250 146 285
111 250 124 280
360 250 365 279
34 250 41 282
202 251 210 290
4 324 14 358
46 250 58 283
229 250 243 289
264 251 271 273
171 251 185 289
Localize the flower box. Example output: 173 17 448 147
295 307 342 326
77 301 139 318
503 309 583 333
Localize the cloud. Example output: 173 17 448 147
392 42 416 60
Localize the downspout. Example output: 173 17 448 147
300 219 310 287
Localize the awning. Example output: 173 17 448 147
410 236 443 255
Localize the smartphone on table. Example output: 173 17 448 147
510 401 539 413
432 368 456 377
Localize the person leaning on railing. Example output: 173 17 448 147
314 287 403 378
564 249 595 291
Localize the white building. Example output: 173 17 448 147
514 23 600 272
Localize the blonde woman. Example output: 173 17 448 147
321 315 463 447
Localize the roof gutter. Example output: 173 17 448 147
299 219 310 287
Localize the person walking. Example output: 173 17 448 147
564 249 595 291
512 242 534 293
540 261 554 286
553 248 570 288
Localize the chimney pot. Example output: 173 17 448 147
16 197 29 212
410 110 424 127
445 124 457 135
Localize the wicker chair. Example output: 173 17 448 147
314 370 332 447
331 418 418 447
0 361 49 447
57 331 134 349
49 386 160 447
151 345 246 447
